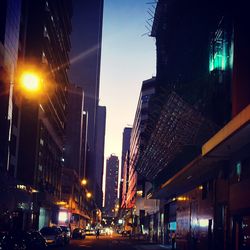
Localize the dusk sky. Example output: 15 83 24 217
100 0 156 164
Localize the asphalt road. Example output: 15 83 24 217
53 234 170 250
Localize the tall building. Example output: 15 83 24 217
104 154 119 217
0 0 22 175
121 127 132 178
126 77 156 208
16 0 72 230
69 0 104 203
94 105 106 209
121 151 129 209
64 85 84 177
119 127 132 206
132 1 250 249
60 84 90 229
0 0 23 231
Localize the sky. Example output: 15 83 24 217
99 0 156 197
100 0 156 161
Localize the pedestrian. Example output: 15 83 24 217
96 228 100 239
171 231 176 250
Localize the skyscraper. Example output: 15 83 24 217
104 154 119 217
94 105 106 208
0 0 22 175
64 85 85 178
16 0 72 229
121 127 132 178
69 1 104 201
119 127 132 206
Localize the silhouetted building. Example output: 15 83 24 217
134 1 250 249
121 151 129 209
121 127 132 178
104 154 119 217
94 105 106 209
0 0 21 176
15 0 72 230
119 127 132 207
65 85 84 177
60 84 90 228
0 0 25 231
69 1 104 205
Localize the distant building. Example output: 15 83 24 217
104 154 119 217
60 84 90 229
121 127 132 178
94 105 106 209
69 0 104 205
121 151 129 209
126 77 156 208
119 127 132 206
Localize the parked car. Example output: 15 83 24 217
72 228 86 239
60 226 71 244
40 226 64 246
28 231 47 250
0 230 47 250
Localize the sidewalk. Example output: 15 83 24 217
123 237 173 250
133 242 172 250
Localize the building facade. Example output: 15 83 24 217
69 0 104 208
127 77 156 209
94 105 106 209
133 1 250 250
104 154 119 217
119 127 132 207
61 84 90 230
16 0 72 230
121 127 132 178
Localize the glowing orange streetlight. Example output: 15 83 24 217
86 192 92 199
81 179 87 186
20 71 42 94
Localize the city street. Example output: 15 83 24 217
57 235 169 250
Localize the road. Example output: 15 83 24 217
55 234 170 250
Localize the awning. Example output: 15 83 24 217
202 105 250 158
152 105 250 199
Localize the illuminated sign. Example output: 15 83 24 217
58 211 68 222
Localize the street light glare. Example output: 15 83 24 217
81 179 87 186
20 72 41 92
86 192 92 198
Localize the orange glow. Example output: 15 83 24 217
177 196 188 201
20 71 42 93
81 179 87 186
86 192 92 198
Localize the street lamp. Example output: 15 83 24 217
81 178 87 186
86 192 92 199
20 71 42 94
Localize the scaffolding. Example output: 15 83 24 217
136 91 216 181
